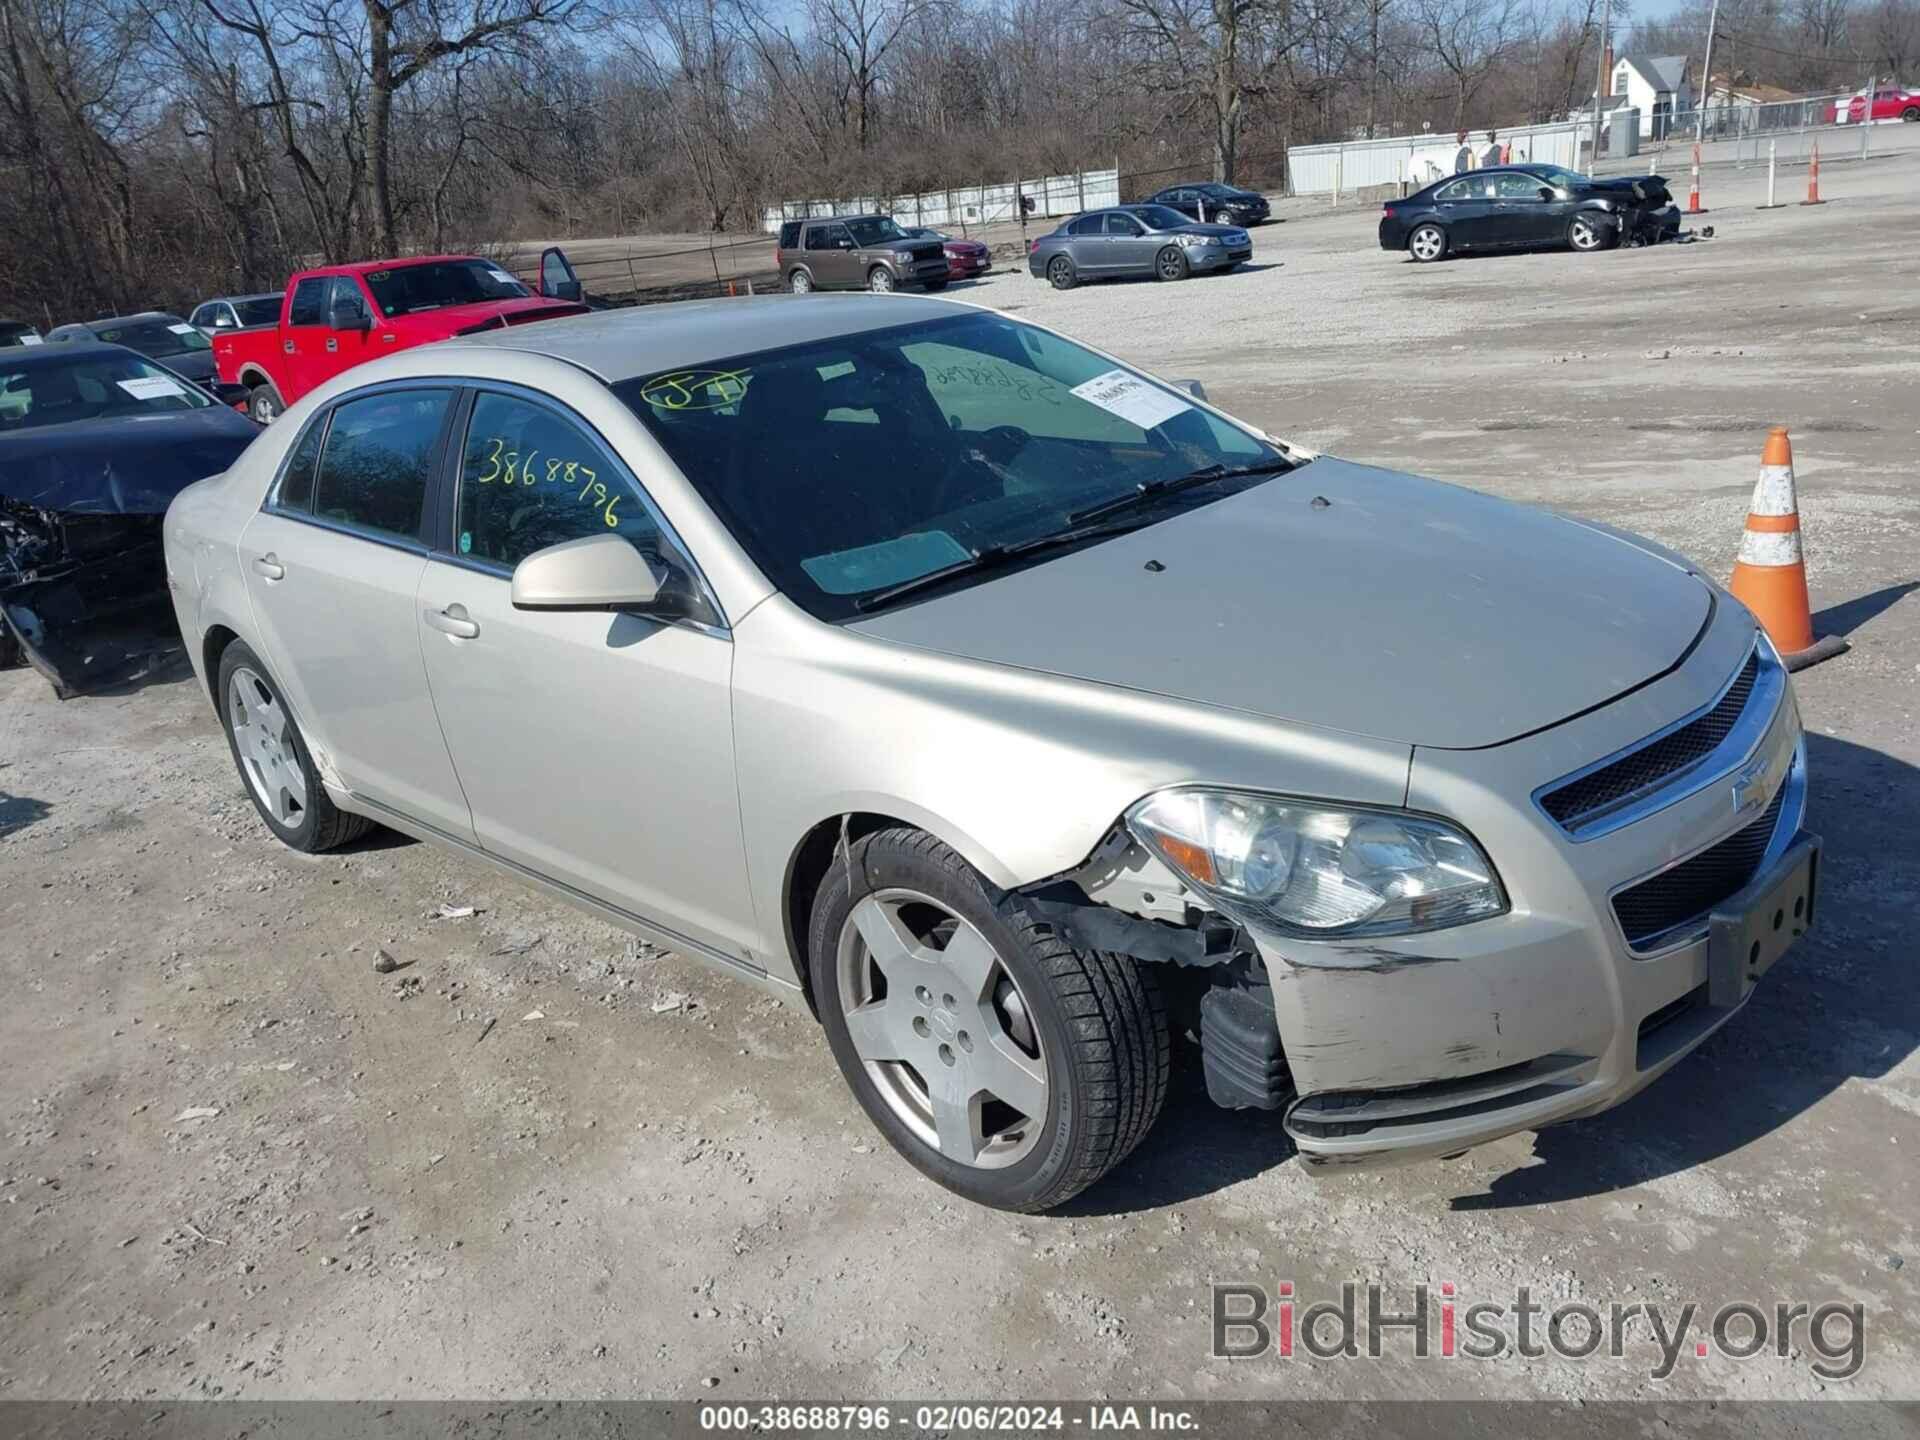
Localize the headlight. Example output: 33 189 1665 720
1125 789 1507 938
1179 233 1222 247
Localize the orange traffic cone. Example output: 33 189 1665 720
1802 141 1825 206
1687 143 1706 214
1727 428 1847 670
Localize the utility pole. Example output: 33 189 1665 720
1861 73 1874 158
1590 0 1611 173
1697 0 1721 143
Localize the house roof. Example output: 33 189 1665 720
1708 74 1798 103
1621 54 1691 93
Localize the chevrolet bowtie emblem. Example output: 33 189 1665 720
1730 757 1770 818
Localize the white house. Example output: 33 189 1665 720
1590 50 1695 138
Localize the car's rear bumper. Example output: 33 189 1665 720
1266 627 1814 1171
947 254 991 278
1379 217 1412 250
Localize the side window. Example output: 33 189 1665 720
311 388 451 541
804 225 836 250
325 276 367 319
455 391 662 570
287 278 329 327
1434 178 1477 202
778 222 801 249
1493 173 1543 199
1067 215 1104 236
275 414 327 512
1106 212 1143 236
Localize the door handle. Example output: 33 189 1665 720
283 340 294 354
425 604 480 640
325 338 338 353
252 553 285 581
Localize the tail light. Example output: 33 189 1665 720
1027 239 1037 254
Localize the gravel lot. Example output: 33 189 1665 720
2 138 1917 1407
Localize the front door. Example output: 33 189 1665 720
313 276 380 388
1487 171 1565 247
807 222 859 287
237 384 475 839
415 386 758 962
1105 211 1157 270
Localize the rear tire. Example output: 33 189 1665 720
247 382 284 424
1046 255 1077 290
787 269 813 294
1408 223 1447 262
216 641 371 854
1155 246 1189 282
808 826 1169 1212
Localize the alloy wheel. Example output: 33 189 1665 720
835 888 1049 1169
1048 257 1074 289
789 270 812 293
227 666 307 827
868 267 895 293
1157 248 1185 280
1410 226 1444 261
1570 216 1601 251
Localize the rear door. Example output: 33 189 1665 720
1065 213 1111 272
237 383 475 839
414 385 756 960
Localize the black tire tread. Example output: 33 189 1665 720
812 826 1169 1212
217 641 374 854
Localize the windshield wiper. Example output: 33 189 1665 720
851 517 1160 613
1066 455 1300 527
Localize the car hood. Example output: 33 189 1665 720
944 239 989 254
0 405 257 513
146 348 216 381
1168 222 1250 240
851 458 1713 749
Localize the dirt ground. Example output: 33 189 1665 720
2 137 1917 1407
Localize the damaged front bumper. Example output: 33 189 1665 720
2 502 179 697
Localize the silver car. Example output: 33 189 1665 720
1026 205 1253 290
164 296 1819 1212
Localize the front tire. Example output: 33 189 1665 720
1046 255 1077 290
248 382 284 424
809 827 1169 1213
1568 213 1611 252
1213 207 1236 225
217 641 371 853
1408 223 1447 262
867 266 896 293
1155 246 1189 282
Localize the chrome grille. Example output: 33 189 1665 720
1611 780 1787 949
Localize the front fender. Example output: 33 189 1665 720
730 596 1412 981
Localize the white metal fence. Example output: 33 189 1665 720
761 168 1121 234
1286 122 1585 197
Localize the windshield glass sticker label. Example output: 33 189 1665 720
18 334 41 345
168 323 197 335
1069 370 1192 431
472 437 619 527
802 530 971 595
117 375 187 400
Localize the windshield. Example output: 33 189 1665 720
362 259 530 317
0 351 211 431
1128 205 1192 230
613 312 1287 619
846 217 908 246
235 296 283 327
93 319 210 358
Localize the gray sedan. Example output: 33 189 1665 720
164 296 1818 1212
1026 204 1252 289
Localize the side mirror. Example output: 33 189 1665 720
836 237 854 249
1173 378 1209 402
328 299 370 332
211 380 253 410
511 533 673 613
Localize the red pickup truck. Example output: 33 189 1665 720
214 254 588 423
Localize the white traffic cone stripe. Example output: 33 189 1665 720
1749 464 1798 517
1737 527 1803 567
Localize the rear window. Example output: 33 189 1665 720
0 352 210 431
778 222 801 249
310 388 451 541
361 260 528 318
235 296 282 327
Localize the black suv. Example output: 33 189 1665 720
776 215 953 294
1147 183 1271 226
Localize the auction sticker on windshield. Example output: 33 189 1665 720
1070 369 1191 431
117 376 187 400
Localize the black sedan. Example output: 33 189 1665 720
0 341 257 692
1379 164 1681 262
1148 182 1271 226
46 311 219 390
1027 205 1251 289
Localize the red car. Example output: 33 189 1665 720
215 254 588 423
902 227 992 280
1844 85 1920 123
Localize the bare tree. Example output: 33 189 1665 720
1411 0 1522 127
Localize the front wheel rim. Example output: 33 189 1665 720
1572 219 1598 249
836 888 1048 1170
228 666 307 827
1158 250 1183 278
870 269 893 292
1411 228 1442 260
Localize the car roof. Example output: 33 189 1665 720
2 338 130 365
74 312 182 329
445 294 975 381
